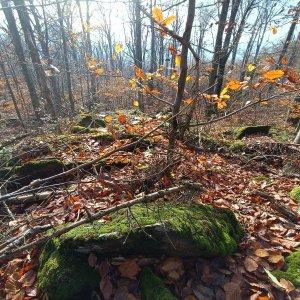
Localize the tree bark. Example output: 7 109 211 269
13 0 56 119
1 0 41 122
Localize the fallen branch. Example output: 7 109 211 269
0 181 204 261
252 189 299 223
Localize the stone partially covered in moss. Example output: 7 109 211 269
38 239 99 300
272 249 300 287
234 125 271 139
140 267 177 300
60 203 243 257
0 159 66 185
78 113 106 128
91 132 114 144
71 125 96 134
290 186 300 203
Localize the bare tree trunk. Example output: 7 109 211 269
277 5 300 68
1 0 41 122
169 0 196 147
0 61 26 129
13 0 56 119
134 0 145 112
56 0 75 114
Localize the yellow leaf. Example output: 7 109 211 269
221 94 230 99
162 15 176 26
95 68 104 74
183 98 193 104
261 101 268 105
186 76 191 81
129 79 137 88
133 100 139 107
175 55 181 67
104 115 113 123
247 64 256 72
217 101 227 109
220 86 229 96
170 72 177 80
227 80 243 90
263 69 284 80
112 54 117 61
152 5 163 23
115 43 123 53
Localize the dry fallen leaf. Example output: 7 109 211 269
268 254 284 264
224 282 241 300
100 276 113 300
244 257 258 272
254 249 269 258
88 253 98 268
118 260 141 279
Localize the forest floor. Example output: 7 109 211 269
0 112 300 300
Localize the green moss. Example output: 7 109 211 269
200 136 244 153
91 132 114 143
78 113 106 128
234 125 271 139
71 126 96 134
290 186 300 203
61 203 243 257
272 249 300 287
140 267 177 300
37 239 99 300
251 176 273 184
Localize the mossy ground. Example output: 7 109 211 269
290 186 300 203
199 136 245 153
38 239 99 300
272 249 300 287
234 125 271 139
140 267 177 300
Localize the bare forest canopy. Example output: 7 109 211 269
0 0 299 128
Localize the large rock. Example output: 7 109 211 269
234 125 271 139
38 203 243 299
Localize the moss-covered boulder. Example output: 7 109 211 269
38 239 99 300
38 203 243 299
57 203 243 257
140 267 177 300
290 186 300 203
234 125 271 139
71 125 97 134
78 113 106 128
272 249 300 287
0 159 66 185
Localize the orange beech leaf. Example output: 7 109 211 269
95 68 104 75
183 98 193 104
272 26 278 34
265 57 275 63
227 80 243 90
135 67 146 80
151 89 161 95
168 44 178 55
263 70 284 80
118 114 127 124
175 55 181 67
281 57 288 65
